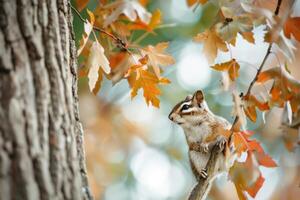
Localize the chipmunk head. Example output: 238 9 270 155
168 90 211 127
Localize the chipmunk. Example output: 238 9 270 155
169 90 234 199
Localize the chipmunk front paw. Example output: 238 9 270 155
200 168 208 179
216 137 227 151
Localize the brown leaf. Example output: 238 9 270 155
211 59 240 81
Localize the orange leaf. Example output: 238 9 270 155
244 106 257 122
76 0 90 11
232 132 248 156
186 0 208 7
284 17 300 42
194 28 228 63
244 95 269 111
127 67 170 107
246 172 265 198
256 152 277 167
211 59 240 81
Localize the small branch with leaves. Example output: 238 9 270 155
189 0 284 199
71 4 129 51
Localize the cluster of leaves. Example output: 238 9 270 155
75 0 175 108
189 0 300 199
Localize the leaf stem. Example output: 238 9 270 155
70 4 129 52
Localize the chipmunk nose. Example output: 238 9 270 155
168 113 174 121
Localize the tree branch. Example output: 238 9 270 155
70 4 128 51
188 0 283 199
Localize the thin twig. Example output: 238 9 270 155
70 4 129 51
233 0 283 127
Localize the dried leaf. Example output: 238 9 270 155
77 10 95 56
87 41 110 92
211 59 240 81
104 0 151 27
194 28 228 63
141 42 175 78
284 17 300 42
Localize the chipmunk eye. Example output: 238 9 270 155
181 104 190 111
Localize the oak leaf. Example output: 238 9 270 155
141 42 175 78
127 66 170 108
194 28 228 63
87 41 110 93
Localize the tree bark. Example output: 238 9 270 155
0 0 92 199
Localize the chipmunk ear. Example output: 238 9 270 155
192 90 204 105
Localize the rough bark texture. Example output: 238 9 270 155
0 0 92 199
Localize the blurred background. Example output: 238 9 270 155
73 0 300 199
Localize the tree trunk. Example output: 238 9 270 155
0 0 92 199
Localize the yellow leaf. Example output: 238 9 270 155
142 42 175 78
148 9 162 30
194 28 228 63
211 59 240 81
87 41 110 92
